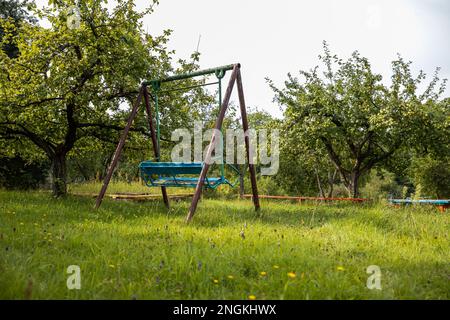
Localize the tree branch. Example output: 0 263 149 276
0 125 55 157
320 135 350 187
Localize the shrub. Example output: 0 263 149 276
410 156 450 198
360 170 402 201
0 156 49 190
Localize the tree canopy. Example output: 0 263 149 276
269 42 449 197
0 0 212 196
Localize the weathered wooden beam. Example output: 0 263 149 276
185 64 240 223
236 69 260 211
242 194 368 202
143 86 170 209
110 193 192 201
77 192 193 200
94 87 144 209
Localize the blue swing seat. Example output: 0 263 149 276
388 199 450 205
139 161 231 189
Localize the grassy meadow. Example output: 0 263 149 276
0 184 449 299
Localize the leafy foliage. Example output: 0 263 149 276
0 155 49 189
268 41 449 197
410 155 450 198
0 0 36 58
0 0 212 195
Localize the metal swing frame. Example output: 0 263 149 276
94 63 260 222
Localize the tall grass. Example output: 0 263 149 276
0 189 448 299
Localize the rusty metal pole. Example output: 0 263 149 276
185 64 240 223
94 87 144 209
143 86 170 208
236 69 260 211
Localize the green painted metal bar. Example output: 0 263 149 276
142 86 170 208
155 91 160 159
142 64 237 86
158 81 219 94
218 76 225 179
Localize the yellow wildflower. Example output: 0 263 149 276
248 295 256 300
287 272 296 279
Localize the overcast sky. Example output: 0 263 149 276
37 0 450 118
141 0 450 117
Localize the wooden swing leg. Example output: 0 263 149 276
236 69 260 211
186 64 239 223
95 87 144 209
143 86 170 209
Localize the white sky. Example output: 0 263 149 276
36 0 450 118
141 0 450 118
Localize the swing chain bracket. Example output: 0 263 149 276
149 80 161 92
215 68 226 79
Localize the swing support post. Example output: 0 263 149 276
186 64 260 222
94 88 144 209
186 65 239 222
143 86 170 208
236 69 260 211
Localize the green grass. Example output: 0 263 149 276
0 187 449 299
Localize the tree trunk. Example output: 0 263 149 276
346 171 360 198
315 168 325 198
51 153 67 197
327 169 337 198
